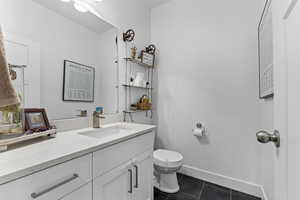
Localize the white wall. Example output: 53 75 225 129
95 0 154 123
0 0 117 119
151 0 266 193
98 28 119 114
0 0 154 123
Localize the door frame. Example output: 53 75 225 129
3 31 41 108
281 1 300 200
272 0 299 200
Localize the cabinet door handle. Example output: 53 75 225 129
128 169 133 194
134 165 138 188
31 174 79 199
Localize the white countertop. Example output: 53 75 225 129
0 122 156 185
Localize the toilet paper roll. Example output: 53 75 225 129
193 128 204 137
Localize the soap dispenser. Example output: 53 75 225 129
93 107 105 128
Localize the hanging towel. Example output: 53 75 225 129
0 26 20 109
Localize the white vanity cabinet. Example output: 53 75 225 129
0 154 92 200
93 161 133 200
132 150 154 200
93 132 155 200
61 183 92 200
0 130 155 200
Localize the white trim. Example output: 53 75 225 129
180 165 265 199
283 0 298 19
3 31 41 108
259 185 269 200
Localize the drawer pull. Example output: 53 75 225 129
128 169 133 194
134 165 138 188
31 173 79 199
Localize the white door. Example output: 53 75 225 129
60 183 92 200
256 0 288 199
3 32 41 108
93 161 133 200
282 0 300 199
132 150 153 200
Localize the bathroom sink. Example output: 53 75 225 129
78 125 133 139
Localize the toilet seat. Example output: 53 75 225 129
154 149 183 168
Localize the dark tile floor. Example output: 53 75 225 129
154 173 261 200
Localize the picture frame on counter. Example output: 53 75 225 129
141 51 155 67
24 108 51 132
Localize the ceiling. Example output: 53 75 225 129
142 0 171 8
33 0 115 34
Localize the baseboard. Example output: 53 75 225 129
259 186 268 200
180 165 265 199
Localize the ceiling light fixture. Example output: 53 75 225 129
73 0 89 12
60 0 103 13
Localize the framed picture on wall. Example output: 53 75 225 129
258 0 274 99
63 60 95 102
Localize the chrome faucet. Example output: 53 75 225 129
93 111 105 128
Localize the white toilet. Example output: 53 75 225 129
153 149 183 193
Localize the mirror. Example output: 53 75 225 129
0 0 119 120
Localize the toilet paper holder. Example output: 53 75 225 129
193 122 206 137
196 123 204 129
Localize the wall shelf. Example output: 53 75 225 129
123 110 151 114
122 84 153 90
124 58 154 68
123 42 156 122
123 109 152 121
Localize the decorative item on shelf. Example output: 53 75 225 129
131 46 137 59
123 29 135 42
141 50 155 67
24 108 51 132
129 95 152 111
137 95 151 110
145 44 156 55
133 72 145 87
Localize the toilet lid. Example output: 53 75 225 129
153 149 183 168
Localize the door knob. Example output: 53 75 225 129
256 130 280 148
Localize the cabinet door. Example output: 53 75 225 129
93 161 133 200
60 183 92 200
133 150 153 200
0 154 92 200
